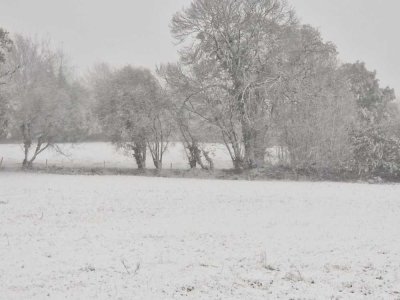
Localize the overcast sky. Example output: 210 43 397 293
1 0 399 95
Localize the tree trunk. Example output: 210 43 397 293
23 160 33 169
153 159 162 170
188 142 213 171
22 150 29 168
254 128 267 168
193 145 208 170
133 144 146 170
189 158 197 169
21 123 32 169
242 120 268 169
233 157 244 170
187 145 197 169
242 120 257 169
202 150 214 171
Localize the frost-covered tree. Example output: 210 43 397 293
5 35 86 168
84 63 114 140
272 25 356 171
340 62 400 178
168 0 359 172
340 62 396 125
0 28 12 67
159 61 246 170
95 66 172 170
170 0 296 169
158 64 217 170
0 28 13 139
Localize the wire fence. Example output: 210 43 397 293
0 156 229 171
0 143 282 172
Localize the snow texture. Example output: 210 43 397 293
1 172 400 299
0 142 280 170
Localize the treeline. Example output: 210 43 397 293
1 0 400 180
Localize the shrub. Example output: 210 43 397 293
350 126 400 179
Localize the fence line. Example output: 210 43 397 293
0 158 200 171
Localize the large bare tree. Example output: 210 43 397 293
170 0 296 169
5 35 86 168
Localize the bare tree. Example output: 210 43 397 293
5 35 85 168
271 25 356 172
158 64 216 170
159 61 250 170
146 89 173 170
94 66 172 170
170 0 297 169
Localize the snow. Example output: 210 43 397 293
0 142 281 170
0 142 233 170
1 172 400 299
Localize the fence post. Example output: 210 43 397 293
0 157 3 168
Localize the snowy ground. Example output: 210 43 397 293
1 173 400 299
0 142 280 170
0 142 234 170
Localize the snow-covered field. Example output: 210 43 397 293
1 172 399 299
0 142 234 170
0 142 281 170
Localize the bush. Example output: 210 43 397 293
350 126 400 179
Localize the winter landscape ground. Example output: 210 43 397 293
0 142 281 171
1 172 400 299
0 142 236 170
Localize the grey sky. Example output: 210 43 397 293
1 0 399 95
